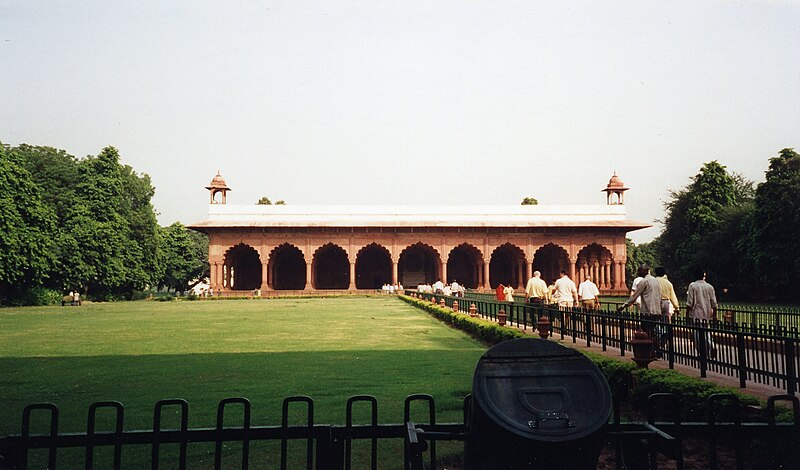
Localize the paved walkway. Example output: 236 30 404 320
511 321 794 402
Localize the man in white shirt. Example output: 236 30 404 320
578 274 601 311
451 280 461 297
553 270 578 309
432 279 444 294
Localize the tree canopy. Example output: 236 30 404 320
521 197 538 205
1 142 208 304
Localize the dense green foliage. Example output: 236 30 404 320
641 150 797 302
158 222 209 293
747 148 800 300
520 196 539 205
0 142 208 304
0 147 57 303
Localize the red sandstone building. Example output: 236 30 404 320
190 173 648 295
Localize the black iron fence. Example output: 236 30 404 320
1 393 798 470
415 291 800 395
461 290 800 329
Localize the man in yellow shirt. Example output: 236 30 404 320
655 266 679 319
525 270 549 305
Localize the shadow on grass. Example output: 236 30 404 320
3 350 479 469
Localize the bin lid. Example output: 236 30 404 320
472 338 612 442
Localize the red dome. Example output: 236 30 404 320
206 172 230 190
607 173 625 189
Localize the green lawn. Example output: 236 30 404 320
0 297 486 469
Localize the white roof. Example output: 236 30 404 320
190 204 650 229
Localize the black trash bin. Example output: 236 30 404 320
466 338 612 469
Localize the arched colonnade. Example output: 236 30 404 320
211 239 626 293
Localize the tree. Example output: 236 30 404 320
118 164 162 291
275 200 286 205
657 161 739 292
158 223 209 293
521 197 538 205
625 239 660 289
747 148 800 301
257 197 272 205
0 145 57 304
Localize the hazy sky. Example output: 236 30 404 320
2 1 799 243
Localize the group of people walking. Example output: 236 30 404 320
619 264 718 358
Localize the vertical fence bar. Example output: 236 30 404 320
404 395 437 470
281 396 314 470
151 399 189 470
215 397 251 470
785 338 798 395
345 395 378 470
21 403 59 470
86 401 124 470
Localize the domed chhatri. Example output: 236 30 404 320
205 171 231 204
602 172 629 205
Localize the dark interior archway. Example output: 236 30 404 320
224 243 262 290
313 244 350 289
398 243 440 287
489 244 526 289
533 243 570 286
355 244 392 289
268 244 306 290
447 244 482 288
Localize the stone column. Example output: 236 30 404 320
525 261 533 284
441 262 447 284
616 261 626 290
569 258 577 282
210 262 218 289
604 262 611 289
305 263 312 291
517 262 524 288
392 261 398 285
483 261 490 289
267 262 273 288
349 262 356 290
261 262 269 291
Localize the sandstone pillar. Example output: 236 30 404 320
392 261 398 285
569 258 576 282
261 262 268 291
483 261 490 289
210 262 218 289
349 262 356 290
525 261 533 284
305 263 312 290
440 262 447 284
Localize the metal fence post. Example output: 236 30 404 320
736 332 747 389
785 337 798 395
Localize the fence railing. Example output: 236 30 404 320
412 291 800 395
1 394 798 470
460 289 800 329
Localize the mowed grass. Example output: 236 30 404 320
0 297 486 469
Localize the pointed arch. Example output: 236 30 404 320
532 243 570 286
222 243 262 290
312 243 349 289
355 243 392 289
447 243 484 289
398 242 441 287
576 243 615 290
489 243 527 289
267 243 306 290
